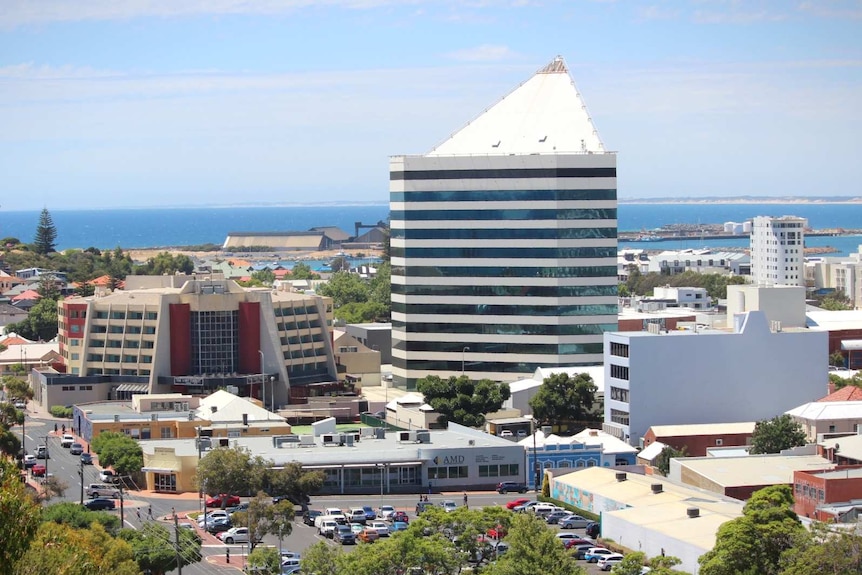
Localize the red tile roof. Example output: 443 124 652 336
818 386 862 402
11 289 40 301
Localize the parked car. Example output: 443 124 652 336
496 481 528 494
500 430 513 438
217 527 260 545
585 521 600 538
440 500 457 513
513 501 539 513
60 434 75 448
80 453 93 465
562 538 594 550
98 469 117 483
83 498 116 511
487 524 507 539
391 521 409 532
227 502 250 515
14 400 26 410
23 454 37 468
318 520 338 538
31 463 46 477
206 494 241 508
392 510 409 523
358 527 380 543
333 524 356 545
198 510 229 527
529 503 559 517
598 553 625 571
545 510 570 525
35 446 49 459
70 443 84 455
378 505 396 520
584 548 616 563
415 501 434 515
303 510 322 526
570 544 594 560
350 523 364 535
205 518 233 534
86 483 120 498
273 493 311 507
362 506 377 521
348 508 367 524
560 514 590 529
516 430 528 438
370 521 390 537
556 532 588 542
505 498 530 510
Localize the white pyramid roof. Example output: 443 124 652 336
196 390 284 423
428 57 606 156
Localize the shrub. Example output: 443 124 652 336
49 405 73 418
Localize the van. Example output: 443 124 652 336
87 483 120 498
314 514 341 529
35 445 49 459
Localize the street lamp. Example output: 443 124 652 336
462 347 470 375
269 376 275 413
258 350 265 406
527 416 540 491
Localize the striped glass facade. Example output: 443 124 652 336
390 154 618 388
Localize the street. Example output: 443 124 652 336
18 414 605 574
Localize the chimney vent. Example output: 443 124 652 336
687 507 700 519
651 483 663 494
616 472 627 482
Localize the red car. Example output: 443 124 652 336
32 464 47 477
206 494 241 508
505 498 530 510
563 538 594 550
392 511 409 524
487 524 507 539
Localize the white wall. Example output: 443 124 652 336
604 311 827 444
602 514 707 574
726 285 807 328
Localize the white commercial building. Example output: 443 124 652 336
603 310 827 445
650 286 711 310
750 215 806 286
389 56 618 388
806 245 862 310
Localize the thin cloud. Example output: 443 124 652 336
797 0 862 20
445 45 519 62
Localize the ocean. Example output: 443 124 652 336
1 202 860 256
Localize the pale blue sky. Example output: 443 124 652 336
1 0 860 210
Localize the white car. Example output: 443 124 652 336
217 527 260 545
378 505 396 520
500 430 513 438
598 553 625 571
60 434 75 448
441 500 457 513
370 520 390 537
198 510 229 526
99 469 117 483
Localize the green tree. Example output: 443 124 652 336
252 269 276 285
830 352 846 368
749 415 807 454
14 521 139 575
831 371 862 390
134 251 194 276
247 545 282 574
265 461 324 512
654 445 688 476
779 521 862 574
0 459 40 574
335 300 389 324
3 375 34 403
529 372 599 426
195 446 270 501
612 551 647 575
229 492 275 551
290 262 319 280
417 375 511 427
90 431 144 479
118 522 202 575
699 485 804 575
318 270 370 310
484 512 585 575
300 540 341 575
33 208 57 255
37 475 69 502
42 501 121 532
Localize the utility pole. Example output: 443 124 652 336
118 481 124 526
174 511 183 575
79 455 84 504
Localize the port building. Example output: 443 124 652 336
389 56 618 388
750 215 806 286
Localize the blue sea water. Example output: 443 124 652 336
1 202 860 256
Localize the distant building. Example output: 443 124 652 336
650 249 750 277
603 310 827 445
390 56 618 388
344 323 392 364
645 286 711 311
794 465 862 522
669 450 834 501
333 330 381 389
550 467 745 574
750 215 806 286
643 422 756 457
503 366 605 419
805 245 862 310
806 309 862 369
55 276 339 406
786 400 862 442
222 231 331 252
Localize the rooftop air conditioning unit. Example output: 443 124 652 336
616 472 627 482
344 435 354 446
114 415 120 422
651 483 663 494
416 431 431 444
375 428 386 439
687 507 700 519
321 433 337 445
151 413 158 421
398 431 418 443
188 412 194 421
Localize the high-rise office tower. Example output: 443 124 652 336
390 57 618 388
750 216 806 286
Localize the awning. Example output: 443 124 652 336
141 467 177 473
841 340 862 351
116 384 149 393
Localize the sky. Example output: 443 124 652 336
1 0 860 211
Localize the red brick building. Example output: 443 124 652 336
794 465 862 521
643 422 756 457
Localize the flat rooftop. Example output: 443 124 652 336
676 454 835 487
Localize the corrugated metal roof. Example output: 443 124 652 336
648 422 757 438
675 454 834 488
786 401 862 421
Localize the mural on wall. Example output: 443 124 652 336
552 482 596 513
